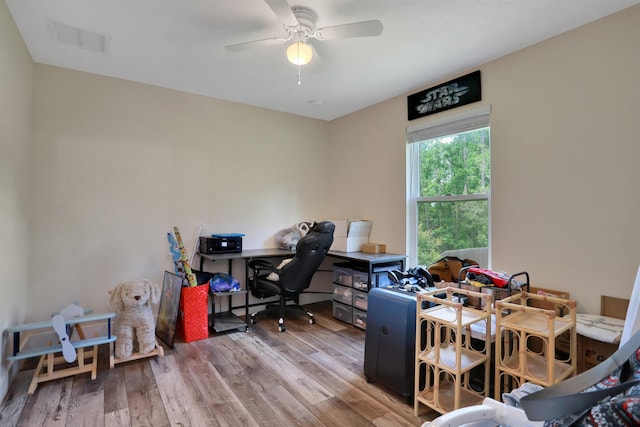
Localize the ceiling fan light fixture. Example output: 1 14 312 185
286 41 313 65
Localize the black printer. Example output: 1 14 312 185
199 234 243 254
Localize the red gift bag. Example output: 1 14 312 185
177 283 209 342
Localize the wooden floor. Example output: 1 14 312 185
0 301 437 426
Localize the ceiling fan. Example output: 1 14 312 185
225 0 384 67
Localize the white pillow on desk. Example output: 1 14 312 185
267 258 292 281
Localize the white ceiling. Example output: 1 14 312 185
6 0 639 121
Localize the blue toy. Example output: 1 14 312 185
167 231 182 275
209 272 241 292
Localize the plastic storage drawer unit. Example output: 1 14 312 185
333 301 353 324
352 269 369 291
353 309 367 330
353 290 368 311
333 284 353 305
333 263 353 286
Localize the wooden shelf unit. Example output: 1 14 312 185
414 287 493 416
494 291 576 398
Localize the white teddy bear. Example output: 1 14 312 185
109 279 161 360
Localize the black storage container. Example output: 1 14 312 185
363 286 422 400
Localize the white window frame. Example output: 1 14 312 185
406 105 491 267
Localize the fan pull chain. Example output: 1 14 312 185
296 41 302 85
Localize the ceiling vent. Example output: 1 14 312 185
51 21 110 53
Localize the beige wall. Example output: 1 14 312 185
330 5 640 314
487 6 640 312
2 2 639 403
0 0 32 400
29 66 331 319
327 95 409 251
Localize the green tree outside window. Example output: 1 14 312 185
416 127 490 266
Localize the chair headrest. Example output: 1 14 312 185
312 221 335 234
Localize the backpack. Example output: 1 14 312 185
427 256 479 283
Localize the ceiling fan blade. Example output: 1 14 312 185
315 20 383 40
264 0 298 27
225 36 288 52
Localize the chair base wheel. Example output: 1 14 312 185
250 303 315 333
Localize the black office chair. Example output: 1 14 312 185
248 221 335 332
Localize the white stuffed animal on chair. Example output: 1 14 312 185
109 279 160 360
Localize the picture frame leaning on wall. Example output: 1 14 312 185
155 270 183 348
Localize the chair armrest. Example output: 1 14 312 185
248 259 278 274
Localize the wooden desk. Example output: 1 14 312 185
198 249 406 331
199 249 406 284
199 249 295 332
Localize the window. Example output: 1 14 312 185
407 106 490 267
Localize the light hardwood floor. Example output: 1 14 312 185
0 301 437 426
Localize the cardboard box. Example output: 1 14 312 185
578 336 617 373
330 220 372 252
575 295 629 373
333 237 369 252
332 220 372 237
601 295 628 318
361 243 386 253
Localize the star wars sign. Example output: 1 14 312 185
407 70 481 120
